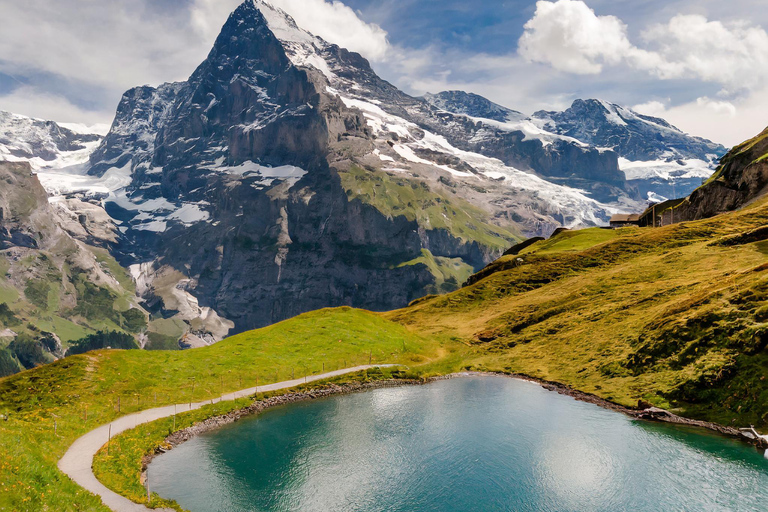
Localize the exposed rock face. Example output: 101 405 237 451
0 161 116 285
0 161 50 251
675 128 768 220
89 84 183 177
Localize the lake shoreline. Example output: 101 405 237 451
143 370 767 481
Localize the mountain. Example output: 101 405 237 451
423 91 527 123
0 160 147 375
0 110 104 171
1 0 729 345
416 92 629 204
532 99 727 200
81 0 636 335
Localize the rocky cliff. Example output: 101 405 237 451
675 127 768 220
86 0 519 333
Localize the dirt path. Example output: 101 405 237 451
58 365 396 512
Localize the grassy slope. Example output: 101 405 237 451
0 248 140 346
338 165 520 250
0 308 455 511
518 227 623 255
388 197 768 427
398 249 474 293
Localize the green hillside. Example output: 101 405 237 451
388 196 768 427
338 165 521 251
0 308 449 511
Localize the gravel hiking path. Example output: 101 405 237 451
58 365 396 512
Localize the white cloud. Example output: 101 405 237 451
518 1 768 96
695 97 737 118
633 94 766 147
191 0 390 61
0 1 207 91
642 15 768 94
632 100 669 119
0 86 114 126
518 0 660 75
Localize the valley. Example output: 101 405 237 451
1 0 766 510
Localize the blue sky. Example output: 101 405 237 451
0 0 766 145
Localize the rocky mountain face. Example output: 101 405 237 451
532 99 727 200
533 99 724 161
85 0 514 334
675 128 768 221
421 92 628 202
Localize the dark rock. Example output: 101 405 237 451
675 127 768 221
638 399 654 410
504 237 545 256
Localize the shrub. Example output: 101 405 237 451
0 303 19 327
24 279 51 310
9 334 51 369
119 308 147 334
144 332 180 351
67 331 139 356
0 347 23 377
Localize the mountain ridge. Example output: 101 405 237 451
0 0 730 348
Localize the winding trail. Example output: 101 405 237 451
58 365 396 512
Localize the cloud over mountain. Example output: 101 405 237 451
519 0 768 95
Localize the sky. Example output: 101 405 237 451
0 0 767 146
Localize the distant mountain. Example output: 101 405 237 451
532 99 727 200
423 91 527 123
0 111 104 171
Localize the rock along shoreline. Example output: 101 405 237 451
142 370 767 480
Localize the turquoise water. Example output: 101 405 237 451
149 376 768 511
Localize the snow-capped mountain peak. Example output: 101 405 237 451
0 110 103 172
423 91 528 124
